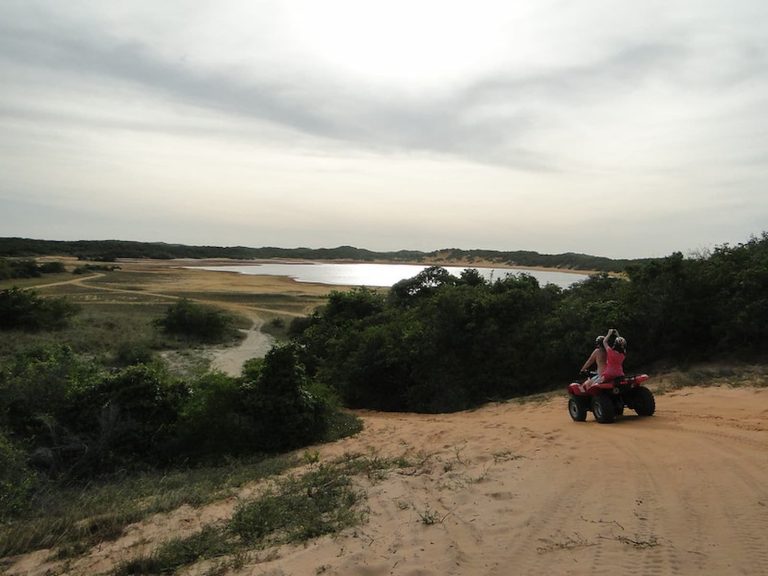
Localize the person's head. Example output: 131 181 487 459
614 336 627 353
595 335 605 348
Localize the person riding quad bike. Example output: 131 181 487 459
568 329 655 423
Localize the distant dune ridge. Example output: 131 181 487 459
0 237 654 272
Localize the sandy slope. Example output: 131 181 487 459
6 384 767 576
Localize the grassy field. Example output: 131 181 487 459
0 259 331 369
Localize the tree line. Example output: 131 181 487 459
291 233 768 412
0 237 650 272
0 258 66 280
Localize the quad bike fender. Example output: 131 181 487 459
568 382 581 395
568 381 593 395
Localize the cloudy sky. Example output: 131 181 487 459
1 1 766 259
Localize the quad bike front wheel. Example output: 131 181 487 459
592 394 616 424
568 397 588 422
633 386 656 416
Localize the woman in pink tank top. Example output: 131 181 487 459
601 328 626 382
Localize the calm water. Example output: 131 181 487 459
194 262 587 289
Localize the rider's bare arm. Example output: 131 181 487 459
603 328 617 349
581 349 598 372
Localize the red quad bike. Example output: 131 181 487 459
567 372 656 423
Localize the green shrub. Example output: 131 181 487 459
114 341 155 366
72 264 120 275
243 345 330 451
0 431 38 519
177 346 332 458
0 348 191 477
66 364 189 472
0 345 101 453
0 287 79 331
154 298 235 342
176 372 251 457
0 259 40 280
38 261 66 274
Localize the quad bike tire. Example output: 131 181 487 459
592 394 616 423
633 386 656 416
568 397 589 422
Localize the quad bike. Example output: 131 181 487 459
567 372 655 423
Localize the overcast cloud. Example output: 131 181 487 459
1 0 766 258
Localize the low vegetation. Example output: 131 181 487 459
0 287 79 331
116 453 406 575
154 298 241 343
0 454 299 558
0 258 66 280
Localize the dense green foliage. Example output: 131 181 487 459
0 343 344 519
178 345 332 457
0 287 79 331
0 237 647 272
0 258 66 279
154 298 238 342
72 263 120 274
0 430 37 518
293 235 768 412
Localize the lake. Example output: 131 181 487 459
193 262 588 289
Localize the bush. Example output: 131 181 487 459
247 345 331 451
154 298 235 342
177 345 333 458
38 261 66 274
0 348 190 477
114 341 155 366
0 345 101 453
0 287 79 331
0 431 38 519
72 264 120 275
0 259 39 280
66 364 189 473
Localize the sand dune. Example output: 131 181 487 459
6 383 767 576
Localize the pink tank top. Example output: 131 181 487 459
603 348 625 380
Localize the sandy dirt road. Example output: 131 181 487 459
271 385 768 576
7 384 766 576
210 313 275 376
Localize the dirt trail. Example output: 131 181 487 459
293 386 768 576
7 385 766 576
210 312 275 375
34 268 288 368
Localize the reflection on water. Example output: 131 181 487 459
193 262 587 289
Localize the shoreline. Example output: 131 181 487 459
151 257 602 277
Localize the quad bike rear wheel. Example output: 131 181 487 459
568 397 588 422
592 394 616 423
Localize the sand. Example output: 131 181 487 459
5 384 767 576
210 312 275 376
